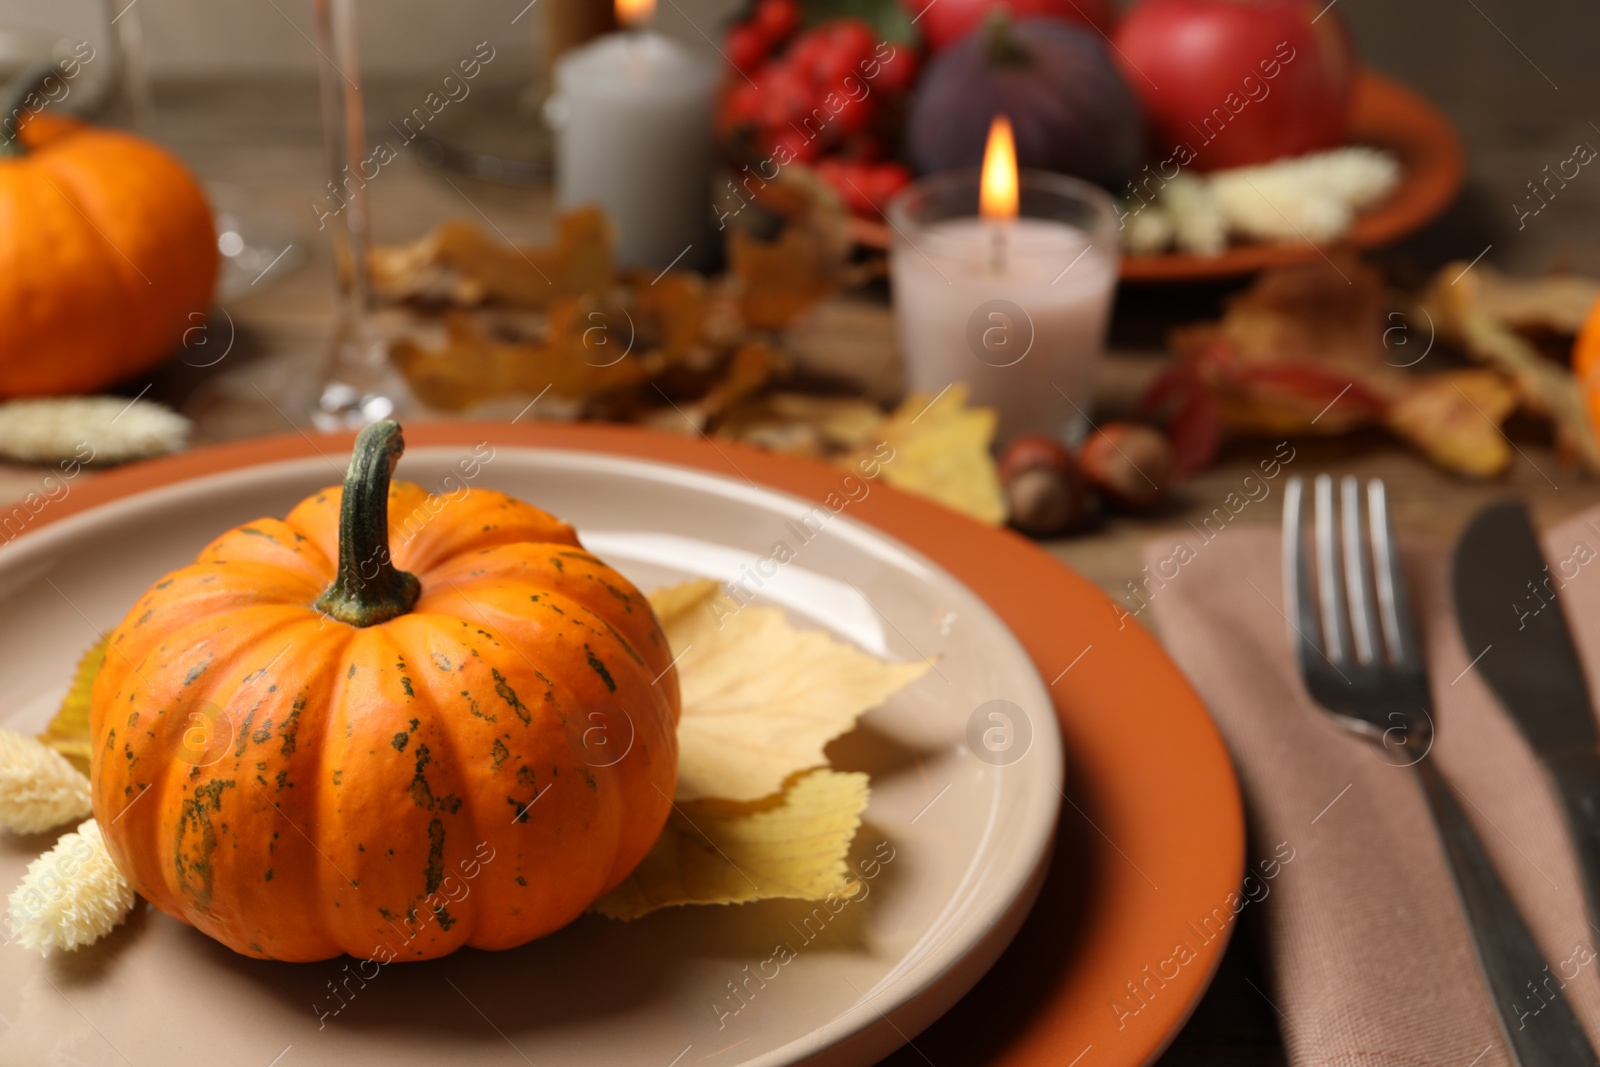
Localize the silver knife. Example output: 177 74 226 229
1453 502 1600 938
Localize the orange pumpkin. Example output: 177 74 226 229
1 73 217 397
89 422 680 961
1576 295 1600 436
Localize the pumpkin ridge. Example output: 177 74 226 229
409 630 486 954
241 623 351 959
203 515 336 577
395 491 582 572
157 615 346 949
417 546 671 684
312 624 394 957
377 622 484 957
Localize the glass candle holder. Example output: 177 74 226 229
886 169 1121 446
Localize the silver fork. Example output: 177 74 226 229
1285 474 1598 1066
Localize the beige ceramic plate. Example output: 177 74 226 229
0 444 1062 1066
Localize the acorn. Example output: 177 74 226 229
998 433 1088 537
1078 422 1173 513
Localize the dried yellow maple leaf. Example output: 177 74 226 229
38 636 104 776
847 384 1006 525
649 580 929 802
592 769 869 920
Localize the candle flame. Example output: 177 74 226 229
979 115 1018 221
616 0 654 26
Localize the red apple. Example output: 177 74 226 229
1112 0 1356 171
906 0 1114 55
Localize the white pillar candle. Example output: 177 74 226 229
551 27 716 270
891 216 1118 445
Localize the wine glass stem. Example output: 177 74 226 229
313 0 376 363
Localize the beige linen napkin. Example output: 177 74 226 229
1144 506 1600 1067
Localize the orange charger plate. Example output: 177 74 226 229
27 421 1245 1066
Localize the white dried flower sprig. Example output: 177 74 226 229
7 819 135 955
0 728 92 833
0 396 191 466
1125 146 1403 256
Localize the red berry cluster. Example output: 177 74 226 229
717 0 918 218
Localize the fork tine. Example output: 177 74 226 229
1313 474 1349 664
1283 476 1327 665
1368 479 1421 670
1341 475 1381 665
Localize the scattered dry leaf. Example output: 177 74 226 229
648 580 929 802
718 392 886 457
1386 370 1516 478
1460 266 1600 335
1165 256 1406 436
1425 268 1600 471
371 208 613 310
847 385 1006 525
39 636 104 776
727 168 853 331
389 309 649 411
730 225 842 331
592 768 869 920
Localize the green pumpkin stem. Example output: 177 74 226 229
983 10 1030 68
314 420 421 627
0 63 67 158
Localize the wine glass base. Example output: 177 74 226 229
311 379 405 432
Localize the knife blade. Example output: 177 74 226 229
1453 500 1600 930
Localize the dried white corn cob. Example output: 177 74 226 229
7 819 135 955
0 728 91 834
0 396 190 465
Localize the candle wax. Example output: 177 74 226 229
553 32 715 270
891 216 1116 445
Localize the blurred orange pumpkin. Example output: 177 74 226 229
0 87 216 397
1575 296 1600 436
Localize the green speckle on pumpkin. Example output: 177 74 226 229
584 646 616 692
490 669 531 725
424 818 445 895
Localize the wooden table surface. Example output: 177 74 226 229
8 2 1600 1057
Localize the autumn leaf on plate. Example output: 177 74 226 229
38 636 105 777
592 769 869 920
648 580 929 803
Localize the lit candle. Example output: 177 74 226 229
888 115 1121 446
549 0 716 269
